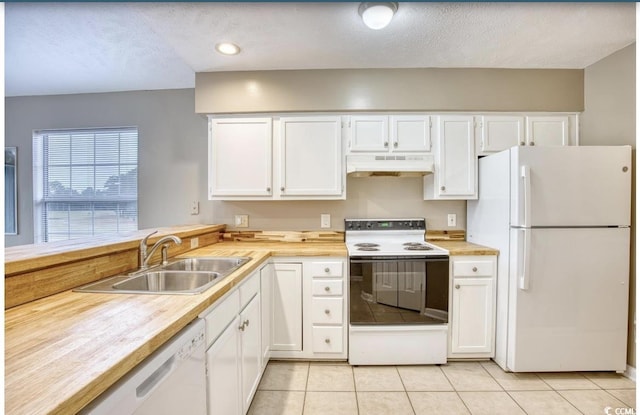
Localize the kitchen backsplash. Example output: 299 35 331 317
212 176 466 232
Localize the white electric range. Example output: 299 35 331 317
345 218 450 365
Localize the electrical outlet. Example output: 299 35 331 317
320 213 331 228
190 237 199 249
190 200 199 215
234 214 249 228
447 213 457 227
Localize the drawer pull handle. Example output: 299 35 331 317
441 186 446 191
239 322 246 331
324 267 330 273
244 319 250 327
472 267 478 272
324 309 330 315
455 284 460 289
325 338 331 344
324 286 331 292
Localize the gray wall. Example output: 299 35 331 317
582 43 636 369
582 44 635 146
196 68 584 114
5 89 212 247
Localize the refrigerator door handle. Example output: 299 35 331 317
521 165 531 228
518 228 531 290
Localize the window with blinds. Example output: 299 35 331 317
33 127 138 243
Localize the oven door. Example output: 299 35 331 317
349 255 449 325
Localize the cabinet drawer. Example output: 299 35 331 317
311 262 343 278
312 326 343 353
311 298 343 324
202 290 240 347
452 260 494 277
239 272 260 309
311 279 343 296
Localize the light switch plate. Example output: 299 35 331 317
190 237 199 249
447 213 457 227
235 214 249 228
320 214 331 228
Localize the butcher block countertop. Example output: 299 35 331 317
5 238 494 415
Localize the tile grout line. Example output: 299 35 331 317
394 366 418 415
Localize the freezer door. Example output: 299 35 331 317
507 227 630 372
510 146 631 227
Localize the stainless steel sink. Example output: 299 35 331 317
73 256 252 295
112 271 224 293
160 257 250 273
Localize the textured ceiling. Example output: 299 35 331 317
5 2 636 97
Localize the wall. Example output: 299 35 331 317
4 89 212 246
214 177 466 232
196 68 584 114
582 43 636 368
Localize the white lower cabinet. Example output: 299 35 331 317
201 269 263 415
239 294 261 412
206 314 241 415
260 263 273 365
270 263 303 352
449 256 497 358
270 257 347 360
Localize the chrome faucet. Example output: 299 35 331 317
139 231 182 271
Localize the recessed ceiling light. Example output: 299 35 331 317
215 42 241 56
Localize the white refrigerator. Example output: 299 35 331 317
467 146 631 372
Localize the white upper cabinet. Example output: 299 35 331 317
477 116 525 155
425 115 477 200
390 115 432 152
348 115 389 152
348 115 432 153
477 115 575 155
208 116 345 200
209 117 273 198
279 116 343 197
526 115 570 147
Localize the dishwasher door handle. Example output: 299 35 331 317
136 355 176 399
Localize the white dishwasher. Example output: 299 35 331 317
81 319 207 415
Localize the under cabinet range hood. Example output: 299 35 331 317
346 154 434 177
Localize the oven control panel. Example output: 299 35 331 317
344 219 426 231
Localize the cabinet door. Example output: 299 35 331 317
526 116 569 147
260 264 273 364
390 115 432 152
209 118 272 197
348 115 389 152
479 116 525 153
451 277 493 354
271 263 303 351
279 117 343 197
435 115 476 198
240 295 262 414
206 316 241 415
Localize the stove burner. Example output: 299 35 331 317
355 243 380 248
404 245 434 251
403 242 425 247
357 247 380 251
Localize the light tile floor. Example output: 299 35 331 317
248 360 636 415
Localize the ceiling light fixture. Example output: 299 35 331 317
215 42 241 56
358 2 398 30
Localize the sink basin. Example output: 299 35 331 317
73 256 252 295
112 271 224 293
161 257 250 273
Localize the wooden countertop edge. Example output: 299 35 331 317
5 224 226 276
